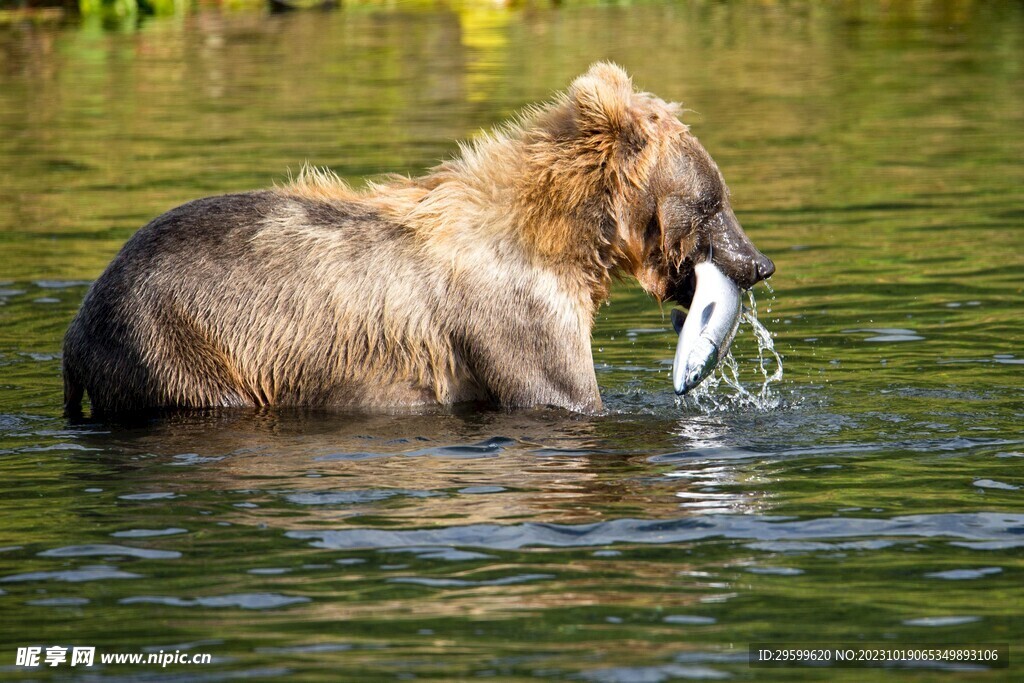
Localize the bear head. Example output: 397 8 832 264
541 62 775 308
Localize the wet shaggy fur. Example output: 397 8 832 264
63 63 773 416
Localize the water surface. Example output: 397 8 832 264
0 1 1022 680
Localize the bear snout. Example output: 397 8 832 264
707 206 775 290
755 253 775 282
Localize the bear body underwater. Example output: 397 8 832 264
63 63 774 417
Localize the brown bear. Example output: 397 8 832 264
62 63 774 417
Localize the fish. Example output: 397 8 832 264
671 261 742 395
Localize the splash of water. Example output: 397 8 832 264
680 286 784 412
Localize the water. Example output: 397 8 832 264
1 1 1022 680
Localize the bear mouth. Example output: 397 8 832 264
673 269 698 311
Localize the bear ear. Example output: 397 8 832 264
567 62 636 134
564 63 651 164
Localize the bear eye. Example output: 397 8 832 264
695 192 721 217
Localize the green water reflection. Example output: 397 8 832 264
0 1 1022 681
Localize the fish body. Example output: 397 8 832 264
671 261 742 395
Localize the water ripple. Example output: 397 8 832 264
662 615 716 625
903 616 980 627
924 567 1002 580
388 573 554 588
2 566 142 583
972 479 1019 491
379 546 494 561
119 492 181 501
120 593 310 609
26 597 90 606
844 327 926 343
744 567 803 576
580 664 730 682
282 489 439 506
39 544 181 559
287 512 1023 551
111 528 189 538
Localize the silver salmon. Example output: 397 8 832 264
671 261 742 395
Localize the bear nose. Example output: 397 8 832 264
755 254 775 282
